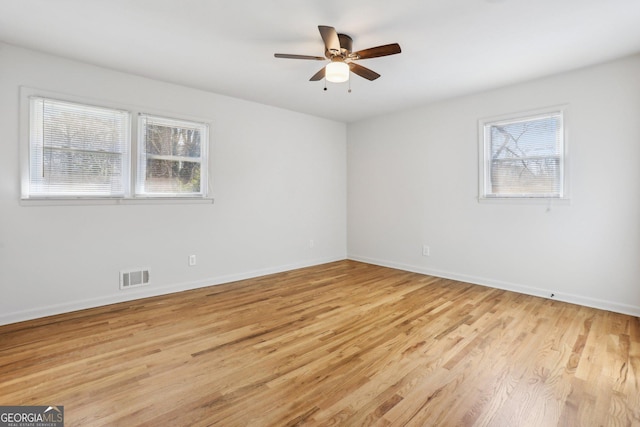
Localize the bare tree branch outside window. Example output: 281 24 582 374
486 112 563 197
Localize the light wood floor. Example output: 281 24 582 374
1 260 639 426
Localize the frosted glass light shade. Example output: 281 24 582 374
325 61 349 83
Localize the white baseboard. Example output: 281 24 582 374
0 256 346 326
348 254 640 318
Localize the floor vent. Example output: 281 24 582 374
120 269 150 290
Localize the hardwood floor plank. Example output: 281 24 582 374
1 260 639 426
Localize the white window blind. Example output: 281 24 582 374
137 114 208 197
481 110 565 199
28 97 130 197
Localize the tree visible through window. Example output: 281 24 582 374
480 109 565 199
137 114 208 196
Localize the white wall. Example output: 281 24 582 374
348 54 640 316
0 43 347 325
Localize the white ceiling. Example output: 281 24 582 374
1 0 639 122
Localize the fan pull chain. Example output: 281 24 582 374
348 77 352 93
324 78 327 91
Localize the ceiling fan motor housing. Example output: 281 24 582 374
325 34 353 59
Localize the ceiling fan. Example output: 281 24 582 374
274 25 401 83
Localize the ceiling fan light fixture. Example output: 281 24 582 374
325 61 350 83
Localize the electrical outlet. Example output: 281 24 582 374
422 245 430 256
189 255 197 266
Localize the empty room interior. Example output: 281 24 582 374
1 0 640 425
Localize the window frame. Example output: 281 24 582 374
19 87 213 205
478 105 570 203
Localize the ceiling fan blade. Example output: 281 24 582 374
353 43 402 60
274 53 326 60
318 25 340 55
309 66 326 81
349 63 381 81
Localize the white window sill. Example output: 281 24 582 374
20 197 215 207
478 196 571 206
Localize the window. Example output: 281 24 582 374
479 107 567 200
22 89 211 202
137 114 208 197
28 97 130 197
